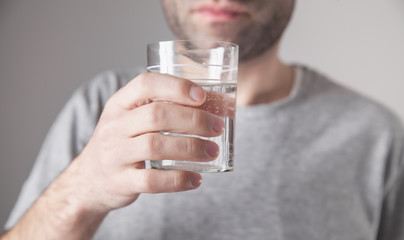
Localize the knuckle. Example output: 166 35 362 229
139 171 191 193
106 86 126 108
92 124 119 159
145 134 162 158
176 79 190 97
171 172 188 190
167 77 190 98
146 103 165 127
140 172 156 192
104 97 115 109
190 108 202 126
95 120 115 140
134 73 151 91
184 137 196 155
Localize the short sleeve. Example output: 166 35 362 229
3 70 136 230
377 118 404 240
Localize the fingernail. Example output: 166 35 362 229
206 141 220 157
189 85 205 102
212 117 225 132
189 174 202 188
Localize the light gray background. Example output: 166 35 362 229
1 0 403 229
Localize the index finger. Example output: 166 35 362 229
108 72 206 111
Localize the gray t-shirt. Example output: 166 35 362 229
5 66 404 239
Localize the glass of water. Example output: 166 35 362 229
147 40 238 173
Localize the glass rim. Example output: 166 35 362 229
147 39 239 49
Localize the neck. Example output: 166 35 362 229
237 42 294 106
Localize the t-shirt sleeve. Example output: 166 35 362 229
3 70 132 230
377 117 404 240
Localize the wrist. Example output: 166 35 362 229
5 159 109 240
40 191 107 238
40 159 109 236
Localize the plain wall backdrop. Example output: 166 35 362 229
1 0 403 229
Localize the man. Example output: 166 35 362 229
2 0 404 239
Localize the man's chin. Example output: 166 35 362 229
186 20 244 41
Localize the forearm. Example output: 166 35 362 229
1 161 108 240
1 73 209 239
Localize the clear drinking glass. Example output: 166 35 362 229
147 40 238 173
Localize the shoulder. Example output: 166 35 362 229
298 65 403 135
54 68 143 142
297 65 404 191
72 68 143 106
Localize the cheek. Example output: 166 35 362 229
178 9 189 25
252 8 274 24
173 4 191 29
176 1 191 20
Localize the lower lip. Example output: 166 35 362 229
196 9 246 22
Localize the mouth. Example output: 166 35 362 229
192 3 249 22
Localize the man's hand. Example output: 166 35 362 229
71 72 224 211
1 73 224 240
